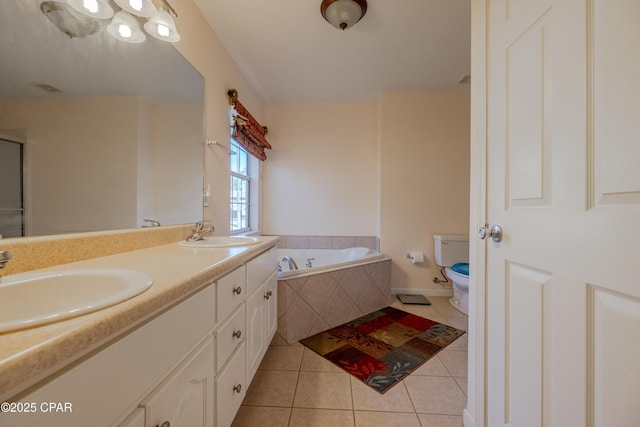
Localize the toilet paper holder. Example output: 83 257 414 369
406 252 424 264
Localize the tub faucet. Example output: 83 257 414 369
185 219 215 242
0 251 11 281
281 256 298 270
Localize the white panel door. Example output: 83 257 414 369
484 0 640 426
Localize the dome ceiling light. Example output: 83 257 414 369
320 0 367 31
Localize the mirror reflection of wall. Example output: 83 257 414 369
0 1 205 237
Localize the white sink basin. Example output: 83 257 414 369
178 236 260 248
0 269 153 333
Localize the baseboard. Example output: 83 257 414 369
391 288 453 297
463 408 475 427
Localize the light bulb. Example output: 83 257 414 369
118 24 132 38
157 24 169 37
83 0 98 13
130 0 143 12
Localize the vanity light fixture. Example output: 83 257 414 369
320 0 367 30
66 0 114 19
144 7 180 42
44 0 181 43
113 0 157 18
107 10 146 43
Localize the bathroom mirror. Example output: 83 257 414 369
0 1 204 238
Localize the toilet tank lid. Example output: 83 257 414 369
433 234 469 242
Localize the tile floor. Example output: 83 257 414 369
232 296 468 427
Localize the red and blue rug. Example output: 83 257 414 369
300 306 465 394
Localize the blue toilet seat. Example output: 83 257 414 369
451 262 469 276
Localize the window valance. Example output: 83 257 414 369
228 89 271 161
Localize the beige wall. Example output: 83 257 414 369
261 90 470 294
262 101 379 236
173 0 265 235
380 90 470 292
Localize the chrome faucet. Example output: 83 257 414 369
185 219 215 242
0 251 11 281
281 256 298 270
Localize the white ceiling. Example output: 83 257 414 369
193 0 471 104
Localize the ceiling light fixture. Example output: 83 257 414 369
113 0 157 18
42 0 181 44
320 0 367 31
107 10 146 43
66 0 114 19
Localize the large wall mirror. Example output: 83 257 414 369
0 1 204 238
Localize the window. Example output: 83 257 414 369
230 140 250 233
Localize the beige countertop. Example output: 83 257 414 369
0 236 279 401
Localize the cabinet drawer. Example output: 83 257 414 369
216 304 246 372
216 343 246 427
246 247 277 295
217 266 246 322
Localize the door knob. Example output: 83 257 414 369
479 224 503 242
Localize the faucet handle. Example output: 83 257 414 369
0 251 11 278
194 219 215 232
0 251 11 264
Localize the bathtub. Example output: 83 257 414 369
276 247 393 343
277 247 384 279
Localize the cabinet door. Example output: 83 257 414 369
119 408 145 427
141 336 215 427
264 273 277 341
246 281 266 384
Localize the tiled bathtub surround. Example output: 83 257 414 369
278 259 394 344
273 235 379 251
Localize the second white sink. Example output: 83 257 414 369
0 269 153 333
178 236 260 248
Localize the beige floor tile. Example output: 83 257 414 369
242 370 299 407
354 411 421 427
259 345 304 371
411 355 450 377
443 317 468 332
454 377 468 396
417 413 464 426
429 297 468 318
293 371 353 410
390 300 443 320
445 334 468 351
289 408 354 427
270 333 302 346
438 350 468 377
404 376 467 415
300 347 344 373
231 406 291 427
350 377 415 413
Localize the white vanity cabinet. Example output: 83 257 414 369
1 244 278 427
1 284 217 427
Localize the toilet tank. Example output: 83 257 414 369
433 235 469 267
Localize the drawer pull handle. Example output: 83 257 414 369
233 286 242 295
233 384 242 393
233 330 242 339
264 290 273 300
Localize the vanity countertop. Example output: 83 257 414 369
0 236 279 401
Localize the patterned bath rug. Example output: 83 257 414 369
300 306 465 394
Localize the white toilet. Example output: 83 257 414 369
433 235 470 315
